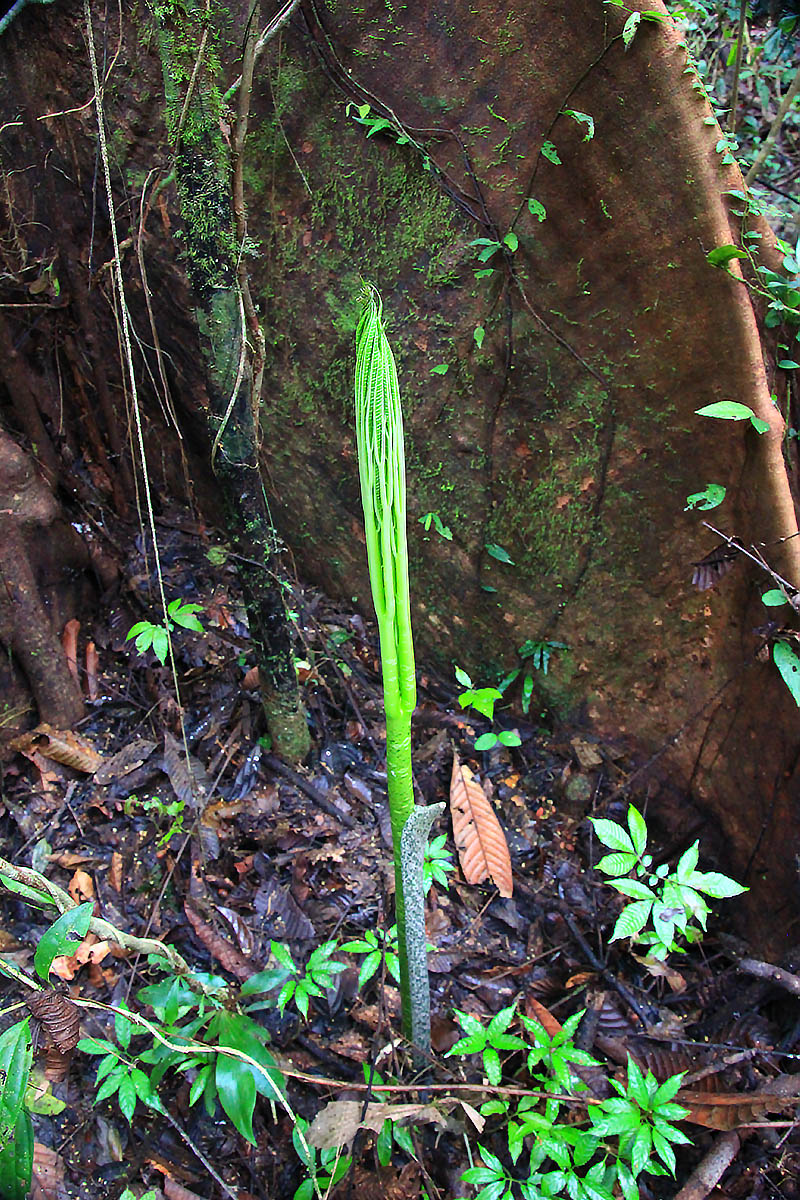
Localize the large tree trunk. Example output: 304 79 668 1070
0 0 798 945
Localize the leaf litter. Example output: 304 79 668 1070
0 513 798 1199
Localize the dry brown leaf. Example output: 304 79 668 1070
108 851 123 892
85 641 99 701
30 1142 65 1200
62 619 80 686
525 996 562 1038
10 724 102 774
68 868 95 904
94 738 157 786
183 903 255 981
27 990 80 1054
679 1079 800 1130
308 1099 454 1150
450 751 513 897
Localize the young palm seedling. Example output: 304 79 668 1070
354 283 443 1057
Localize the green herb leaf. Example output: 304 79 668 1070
431 363 449 375
706 245 748 267
528 198 546 221
774 640 800 706
485 543 515 565
695 401 755 421
762 589 788 606
34 902 93 981
474 326 486 349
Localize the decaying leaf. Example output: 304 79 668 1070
449 751 513 897
163 731 212 810
9 724 103 774
679 1077 800 1130
30 1141 65 1200
183 903 255 981
94 738 157 786
27 990 81 1054
307 1099 454 1150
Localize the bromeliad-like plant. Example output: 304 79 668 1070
354 283 443 1058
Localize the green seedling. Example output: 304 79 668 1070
240 940 346 1020
126 599 205 664
419 511 452 540
591 804 747 960
455 666 521 751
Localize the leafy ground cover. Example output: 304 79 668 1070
2 511 800 1200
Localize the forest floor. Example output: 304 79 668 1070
2 509 800 1200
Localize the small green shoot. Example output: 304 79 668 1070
126 599 205 664
456 667 521 751
419 511 453 540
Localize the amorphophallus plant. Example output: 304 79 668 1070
354 283 442 1058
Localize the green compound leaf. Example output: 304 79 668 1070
34 902 94 981
774 640 800 706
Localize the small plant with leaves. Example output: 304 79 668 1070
341 924 401 989
590 804 747 959
418 511 452 540
240 940 346 1019
124 793 186 848
292 1116 352 1200
499 638 568 715
449 1003 689 1200
455 666 521 751
423 834 455 893
126 598 205 665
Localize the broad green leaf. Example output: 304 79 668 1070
589 818 635 854
622 10 641 46
474 326 486 349
241 967 291 996
688 871 747 898
695 401 755 421
117 1075 137 1123
485 542 515 565
0 1109 33 1200
498 730 521 747
503 232 519 253
151 627 169 664
761 589 788 606
0 1022 31 1130
778 360 800 369
684 484 726 511
750 416 770 434
270 941 296 972
216 1052 256 1144
610 900 652 942
706 244 748 267
676 841 699 883
431 363 449 375
541 140 561 164
652 1073 685 1106
595 852 638 876
528 198 547 221
611 879 656 901
474 732 499 751
775 640 800 706
626 806 648 856
454 666 473 688
34 902 93 981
